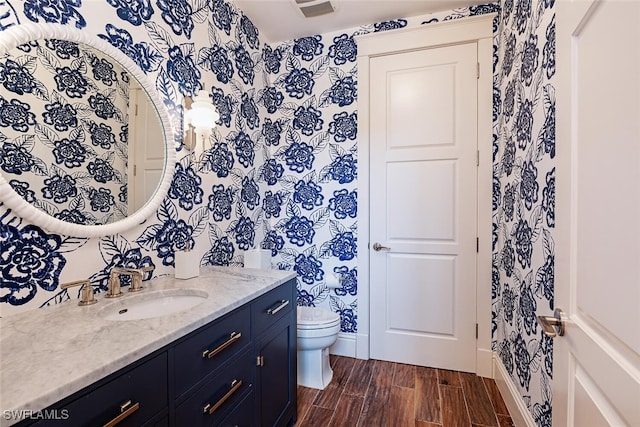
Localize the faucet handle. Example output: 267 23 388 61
106 271 124 298
61 280 97 306
128 266 154 292
128 270 144 293
139 266 154 279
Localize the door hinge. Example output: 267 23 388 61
256 355 264 367
476 323 479 339
133 164 137 176
476 150 480 167
476 237 479 253
477 62 480 79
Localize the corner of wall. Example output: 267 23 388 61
329 332 357 357
493 354 537 427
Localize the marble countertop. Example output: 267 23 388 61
0 266 296 426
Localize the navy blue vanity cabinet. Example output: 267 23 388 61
29 352 168 427
17 278 296 427
174 277 297 427
253 280 297 427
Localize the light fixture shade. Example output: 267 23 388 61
183 90 220 160
185 90 220 130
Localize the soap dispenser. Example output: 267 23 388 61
175 245 199 280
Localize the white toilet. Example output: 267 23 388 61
297 306 341 390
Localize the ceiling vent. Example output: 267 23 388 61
292 0 338 18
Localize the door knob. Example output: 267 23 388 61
372 243 391 252
536 308 566 338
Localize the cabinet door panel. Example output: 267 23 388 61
256 316 296 427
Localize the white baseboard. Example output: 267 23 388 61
355 332 369 359
476 348 493 377
493 355 536 427
329 333 498 380
329 332 356 357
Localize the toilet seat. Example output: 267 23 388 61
297 306 340 329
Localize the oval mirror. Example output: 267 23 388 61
0 23 175 238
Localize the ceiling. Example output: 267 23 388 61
233 0 489 44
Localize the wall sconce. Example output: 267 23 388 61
183 90 219 164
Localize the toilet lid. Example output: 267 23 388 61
297 306 340 327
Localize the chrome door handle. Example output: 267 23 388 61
536 308 566 338
372 243 391 252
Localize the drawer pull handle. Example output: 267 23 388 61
103 400 139 427
202 379 243 415
266 299 289 315
202 332 242 359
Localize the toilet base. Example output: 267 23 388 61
297 347 333 390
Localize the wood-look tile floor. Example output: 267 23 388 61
295 355 514 427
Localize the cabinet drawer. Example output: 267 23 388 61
143 414 169 427
35 353 167 427
252 281 294 337
175 349 254 426
174 305 251 397
218 391 255 427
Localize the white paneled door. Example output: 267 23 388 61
129 85 164 212
369 43 478 372
554 1 640 425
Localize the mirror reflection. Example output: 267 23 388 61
0 38 164 225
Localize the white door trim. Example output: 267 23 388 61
356 13 495 376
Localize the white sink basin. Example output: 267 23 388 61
99 289 208 321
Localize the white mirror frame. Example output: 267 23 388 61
0 23 176 238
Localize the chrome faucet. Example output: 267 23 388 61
106 266 153 298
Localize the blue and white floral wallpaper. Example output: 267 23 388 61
0 40 130 225
0 0 271 308
493 1 555 425
0 1 555 425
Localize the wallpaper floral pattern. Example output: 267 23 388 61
0 40 130 225
0 1 554 425
493 1 555 425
